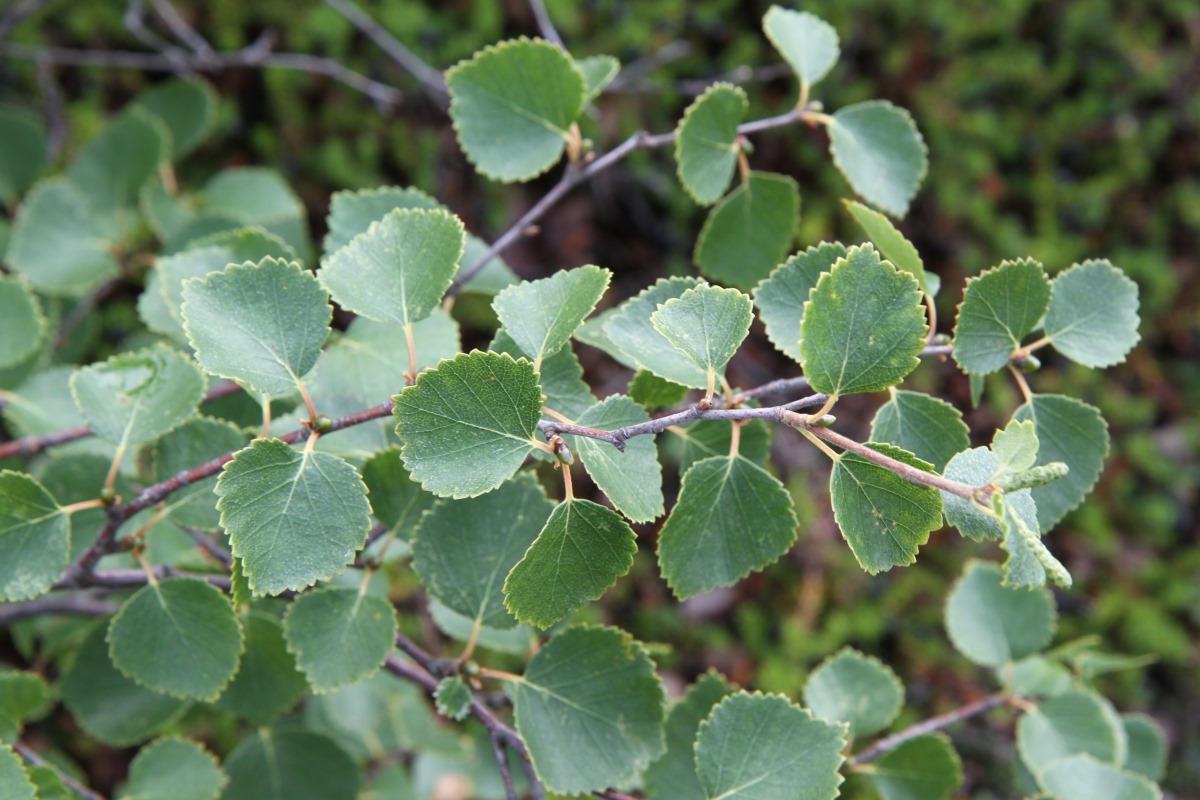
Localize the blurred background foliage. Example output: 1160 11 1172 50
1 0 1197 796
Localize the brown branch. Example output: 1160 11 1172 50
320 0 446 103
0 592 118 625
852 692 1012 764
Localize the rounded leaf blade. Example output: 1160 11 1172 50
694 171 800 290
762 6 840 88
753 241 846 363
828 100 927 217
803 647 904 738
492 265 611 368
283 587 397 692
650 285 753 385
123 737 226 800
944 561 1055 668
1043 259 1140 368
952 258 1051 375
0 471 69 602
674 83 748 205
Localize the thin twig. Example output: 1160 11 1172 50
527 0 565 50
55 567 231 591
148 0 215 59
852 692 1012 764
181 527 232 564
0 0 52 42
55 279 118 349
490 732 518 800
0 592 118 626
13 741 107 800
320 0 446 102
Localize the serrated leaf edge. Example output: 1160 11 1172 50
951 257 1051 376
805 645 906 738
828 100 928 218
673 82 749 205
1043 258 1141 368
280 586 399 693
943 559 1057 668
129 735 229 800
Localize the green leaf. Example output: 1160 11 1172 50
674 419 772 476
998 491 1072 589
828 100 927 217
569 395 664 522
360 448 435 546
493 265 611 368
0 672 49 742
940 447 1034 543
28 766 72 800
107 577 243 701
412 473 553 629
1039 755 1162 800
319 208 465 327
514 626 665 794
993 418 1039 474
312 311 460 404
434 677 473 721
133 78 217 159
3 366 87 437
6 179 120 296
182 256 331 399
951 258 1051 375
214 612 308 725
869 390 969 473
121 738 225 800
446 38 586 182
674 83 748 205
60 624 189 746
154 228 297 341
0 744 35 800
1017 690 1127 776
753 241 846 363
1013 394 1109 531
216 438 372 595
490 328 595 420
651 285 752 388
801 245 926 396
628 371 687 409
1010 655 1076 698
576 54 620 102
575 306 637 368
658 454 797 599
393 351 543 498
1121 714 1167 782
695 692 846 800
864 733 963 800
427 599 534 655
71 344 205 447
762 6 840 88
1043 259 1140 368
67 107 168 214
644 672 736 800
603 277 708 388
199 168 311 259
829 443 942 574
504 499 637 628
0 471 69 602
221 730 358 800
803 647 904 738
945 561 1055 668
694 171 800 290
0 277 44 371
283 587 397 692
153 417 248 531
843 199 928 292
0 107 45 204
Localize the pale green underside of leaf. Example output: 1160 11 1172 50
651 284 752 381
951 258 1050 375
0 277 45 369
569 394 665 522
644 672 736 800
944 561 1055 668
133 77 218 159
284 587 397 692
427 599 536 655
695 692 846 800
865 733 963 800
603 277 709 388
60 624 189 746
675 82 748 205
318 207 465 327
107 578 243 701
694 171 800 290
1121 714 1167 782
0 470 69 602
221 730 359 800
993 418 1039 474
446 37 586 182
762 6 840 87
199 167 312 260
753 241 847 363
412 473 553 629
492 264 610 366
658 454 798 599
828 100 927 218
577 54 620 102
6 179 120 296
1017 690 1127 779
1043 259 1141 368
123 737 226 800
803 647 904 738
0 107 46 204
0 744 36 800
1040 754 1162 800
67 106 168 214
869 390 969 473
843 199 928 293
1013 394 1109 531
940 447 1036 544
574 306 638 369
213 612 308 725
504 498 637 628
71 343 205 447
393 351 543 498
216 438 372 595
182 257 331 398
829 443 942 573
514 626 666 795
801 244 926 396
